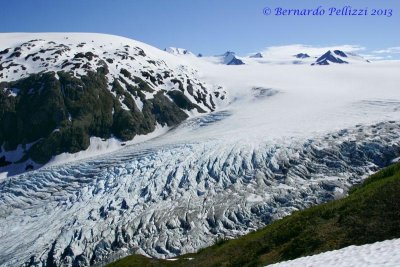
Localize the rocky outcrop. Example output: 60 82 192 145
0 35 226 172
312 50 349 65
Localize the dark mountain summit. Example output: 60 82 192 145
222 51 245 65
294 53 310 59
250 52 263 58
312 50 349 65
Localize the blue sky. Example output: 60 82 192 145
1 0 399 58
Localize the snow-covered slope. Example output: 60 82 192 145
0 33 223 107
269 238 400 267
0 34 400 266
0 33 226 177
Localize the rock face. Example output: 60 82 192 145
0 34 225 173
0 121 399 266
312 50 349 65
333 50 347 58
222 51 245 65
250 52 263 58
294 53 310 59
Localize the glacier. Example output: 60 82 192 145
0 33 400 266
1 116 399 265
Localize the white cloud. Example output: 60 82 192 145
359 54 392 61
373 47 400 54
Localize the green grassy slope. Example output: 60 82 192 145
107 162 400 267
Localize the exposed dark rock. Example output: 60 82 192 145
0 48 10 55
312 51 348 65
227 57 244 65
250 52 263 58
167 90 206 113
0 70 194 165
294 53 310 59
334 50 347 57
0 156 11 167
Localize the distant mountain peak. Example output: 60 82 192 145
250 52 263 58
294 53 310 59
312 50 349 65
221 51 245 65
222 51 236 57
164 47 194 56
